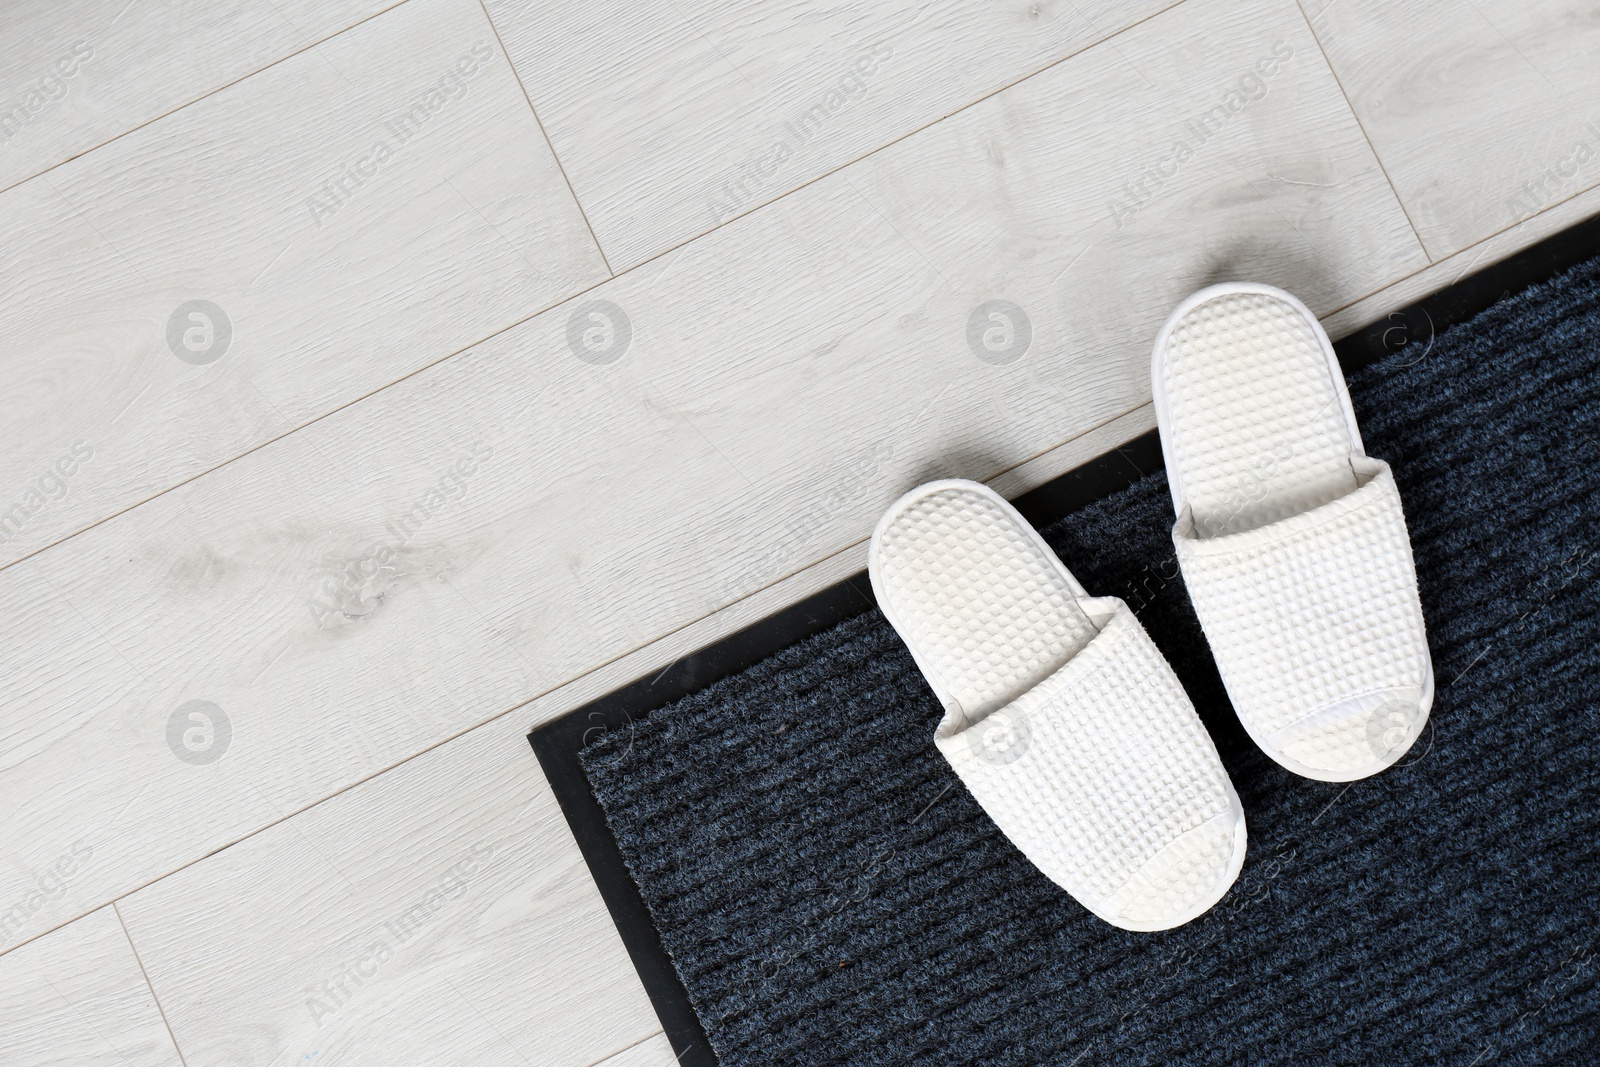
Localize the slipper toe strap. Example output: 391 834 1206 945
1173 457 1430 777
936 598 1238 929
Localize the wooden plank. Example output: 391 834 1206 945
117 712 659 1067
482 0 1179 269
95 413 1147 1067
0 0 398 191
1324 181 1600 342
0 0 1422 955
0 906 183 1067
1304 0 1600 259
0 0 608 568
596 1033 678 1067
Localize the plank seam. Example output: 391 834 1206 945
1291 0 1434 263
111 902 190 1067
475 0 616 276
0 0 412 199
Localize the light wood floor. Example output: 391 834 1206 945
2 0 1597 1062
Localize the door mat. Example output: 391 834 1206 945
532 218 1600 1066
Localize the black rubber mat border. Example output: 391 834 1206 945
528 208 1600 1066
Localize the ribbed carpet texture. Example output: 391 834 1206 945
580 255 1600 1065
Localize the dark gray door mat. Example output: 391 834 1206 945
530 213 1600 1067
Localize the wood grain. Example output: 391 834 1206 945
482 0 1178 269
0 0 1422 961
0 0 397 191
0 906 182 1067
0 0 607 568
1303 0 1600 258
596 1033 678 1067
117 712 659 1067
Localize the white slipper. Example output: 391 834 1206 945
869 479 1245 932
1152 282 1434 782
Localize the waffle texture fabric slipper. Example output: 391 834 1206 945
1153 282 1434 782
869 479 1245 931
